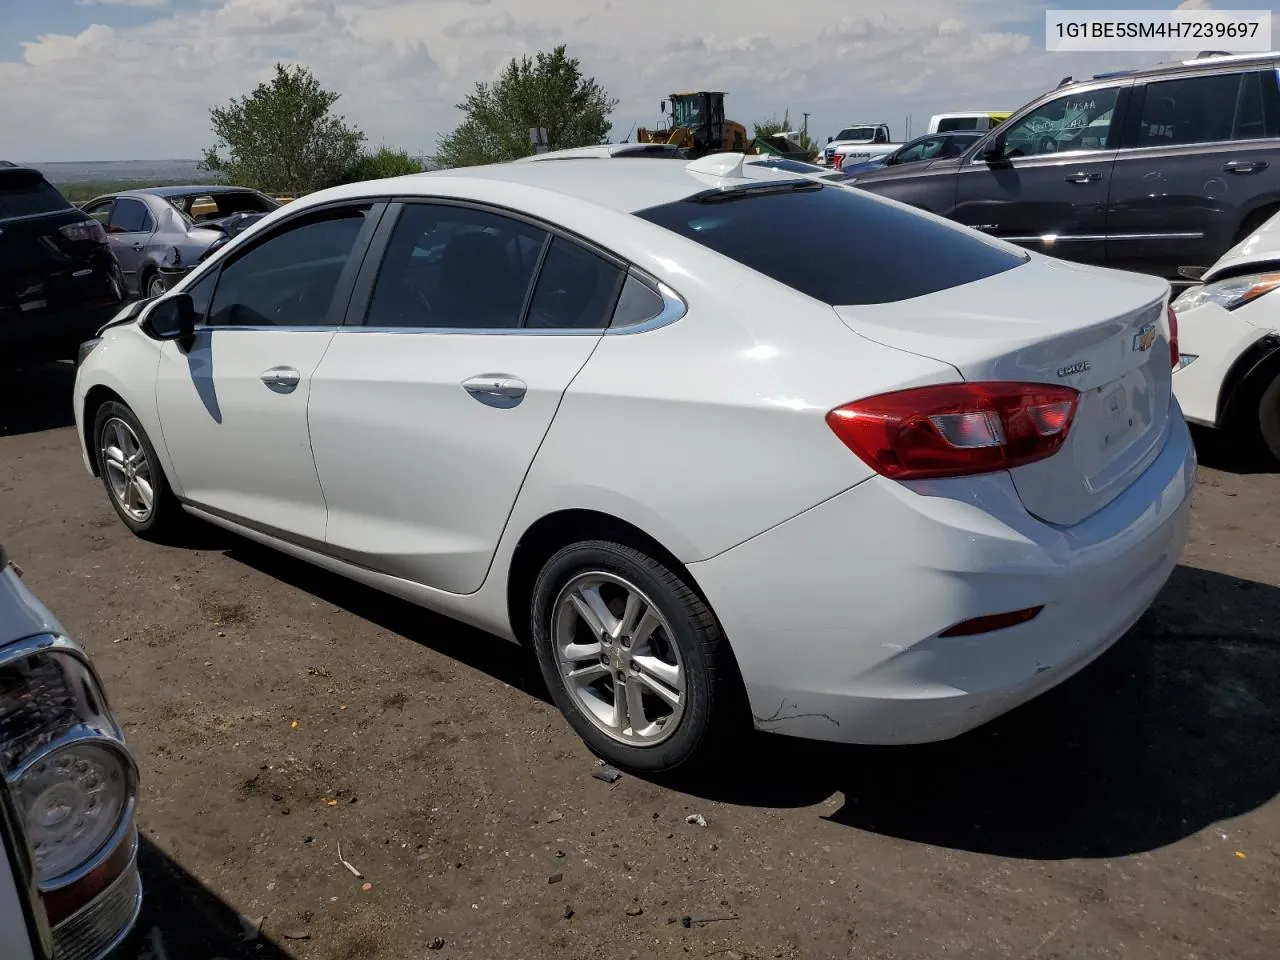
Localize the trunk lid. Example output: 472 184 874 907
833 255 1174 527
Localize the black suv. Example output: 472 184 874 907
1 166 126 364
852 52 1280 282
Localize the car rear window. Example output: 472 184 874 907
0 170 70 219
634 184 1026 305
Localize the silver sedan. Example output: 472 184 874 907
80 186 279 299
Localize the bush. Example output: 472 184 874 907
346 147 424 182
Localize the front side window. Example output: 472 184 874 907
1137 71 1274 147
84 200 114 227
207 207 370 327
636 184 1025 306
108 198 153 234
1000 87 1121 158
894 137 944 164
365 203 548 329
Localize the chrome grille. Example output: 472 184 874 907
51 858 142 960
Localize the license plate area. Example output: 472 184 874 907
1079 368 1158 491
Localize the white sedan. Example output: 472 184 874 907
73 153 1194 773
1172 208 1280 462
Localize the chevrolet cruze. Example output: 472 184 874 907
73 154 1195 772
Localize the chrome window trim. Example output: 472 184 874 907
606 276 687 335
1001 231 1205 243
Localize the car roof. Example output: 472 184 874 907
308 154 813 216
514 143 686 162
116 184 263 199
1059 50 1280 88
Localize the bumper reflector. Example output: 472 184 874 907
939 606 1044 638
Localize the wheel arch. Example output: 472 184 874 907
1217 332 1280 429
81 384 127 476
505 508 714 648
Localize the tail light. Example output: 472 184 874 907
58 220 107 244
1167 304 1179 369
827 381 1080 480
832 154 843 170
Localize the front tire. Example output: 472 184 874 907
1258 374 1280 464
145 271 167 299
530 540 741 774
93 401 182 540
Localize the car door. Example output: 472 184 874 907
308 200 624 594
153 201 383 543
952 82 1129 266
1106 67 1280 279
104 197 156 293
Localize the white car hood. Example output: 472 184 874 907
1204 208 1280 281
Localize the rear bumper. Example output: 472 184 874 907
690 408 1196 745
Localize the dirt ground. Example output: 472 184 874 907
2 360 1278 960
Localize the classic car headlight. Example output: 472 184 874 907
1171 271 1280 313
13 741 130 882
1 638 136 887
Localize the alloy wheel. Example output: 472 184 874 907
101 418 155 522
147 275 166 298
552 571 686 746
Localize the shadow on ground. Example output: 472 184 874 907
0 362 77 437
690 564 1280 860
1189 424 1278 475
212 531 1280 862
117 836 294 959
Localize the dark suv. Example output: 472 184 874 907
1 166 126 364
852 52 1280 282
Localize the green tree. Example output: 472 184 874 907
435 45 617 168
202 63 366 194
346 146 425 182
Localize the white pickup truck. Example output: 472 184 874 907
817 124 902 167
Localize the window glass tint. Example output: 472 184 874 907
526 238 624 329
1001 87 1120 158
942 134 982 156
636 185 1025 306
186 270 218 321
366 203 547 329
109 198 152 233
84 200 113 226
937 117 979 132
0 172 70 218
1138 71 1274 146
611 274 666 328
208 208 368 327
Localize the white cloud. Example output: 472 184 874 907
1 0 1164 161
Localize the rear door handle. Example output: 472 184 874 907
1223 160 1268 174
462 374 527 406
1064 171 1102 183
261 366 301 393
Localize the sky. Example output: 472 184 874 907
0 0 1271 162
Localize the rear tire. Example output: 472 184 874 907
145 271 167 299
93 401 184 540
530 540 742 774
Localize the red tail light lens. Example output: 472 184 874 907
1167 305 1179 369
59 219 107 244
827 382 1080 480
832 154 843 170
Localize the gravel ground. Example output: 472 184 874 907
2 361 1278 960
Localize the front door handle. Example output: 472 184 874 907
261 366 301 393
1223 160 1268 175
130 243 146 252
462 374 527 407
1064 171 1102 183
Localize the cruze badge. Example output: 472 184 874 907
1132 322 1158 353
1057 360 1090 377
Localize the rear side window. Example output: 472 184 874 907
108 198 154 234
0 171 70 219
526 238 624 329
635 185 1026 305
1137 70 1278 146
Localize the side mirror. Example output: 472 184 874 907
827 136 833 143
144 293 196 351
981 138 1007 163
660 100 666 113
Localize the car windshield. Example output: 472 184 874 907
170 191 279 224
635 184 1025 305
834 127 877 141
